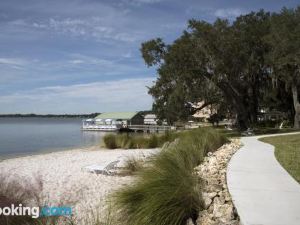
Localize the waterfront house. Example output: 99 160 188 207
95 112 144 126
144 114 158 125
192 101 217 122
82 112 144 131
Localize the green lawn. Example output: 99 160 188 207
260 134 300 183
216 127 300 138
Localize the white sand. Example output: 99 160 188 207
0 147 159 223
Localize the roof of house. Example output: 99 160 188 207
95 112 139 120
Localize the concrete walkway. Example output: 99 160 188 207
227 133 300 225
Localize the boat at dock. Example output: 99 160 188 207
81 112 173 132
82 121 172 133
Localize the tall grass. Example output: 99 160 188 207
122 156 144 175
103 131 179 149
0 174 74 225
103 134 118 149
112 128 227 225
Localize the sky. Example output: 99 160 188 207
0 0 299 114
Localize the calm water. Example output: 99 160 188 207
0 117 106 159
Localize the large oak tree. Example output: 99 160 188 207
268 7 300 128
142 11 271 129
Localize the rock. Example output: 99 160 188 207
227 220 240 225
197 215 217 225
208 178 219 185
195 139 241 225
203 196 212 209
213 196 225 205
219 190 231 202
203 191 217 199
197 210 217 225
207 203 214 213
186 218 194 225
205 184 223 192
209 168 219 175
213 203 234 222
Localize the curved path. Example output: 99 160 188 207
227 133 300 225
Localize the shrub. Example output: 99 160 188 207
147 134 159 148
122 156 144 175
133 135 150 149
103 131 180 150
103 134 117 149
114 152 203 225
113 128 227 225
157 130 177 146
115 134 134 149
0 174 74 225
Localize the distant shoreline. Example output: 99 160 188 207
0 113 100 118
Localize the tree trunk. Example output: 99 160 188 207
202 73 250 130
250 81 259 124
291 83 300 129
216 81 249 130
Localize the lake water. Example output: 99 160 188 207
0 117 106 159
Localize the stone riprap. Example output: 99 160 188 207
194 139 241 225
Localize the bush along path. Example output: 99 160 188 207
192 139 241 225
111 128 232 225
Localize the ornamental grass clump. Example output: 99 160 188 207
103 134 117 149
147 134 159 148
0 174 74 225
122 156 144 175
116 134 134 149
103 132 178 149
113 128 227 225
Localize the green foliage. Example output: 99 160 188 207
113 128 227 225
115 134 134 149
267 6 300 128
158 130 180 146
140 38 166 66
103 132 179 149
268 7 300 74
142 6 300 130
122 156 144 175
103 134 118 149
147 134 159 148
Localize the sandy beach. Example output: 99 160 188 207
0 147 159 223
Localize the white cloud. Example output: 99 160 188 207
0 57 29 67
68 53 114 66
214 8 244 18
69 59 85 64
0 78 154 113
30 17 142 42
120 0 162 6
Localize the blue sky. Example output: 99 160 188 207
0 0 299 114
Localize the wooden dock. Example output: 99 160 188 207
82 124 173 132
125 125 173 133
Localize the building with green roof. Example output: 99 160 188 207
94 111 144 126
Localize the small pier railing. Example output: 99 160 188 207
127 124 172 133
